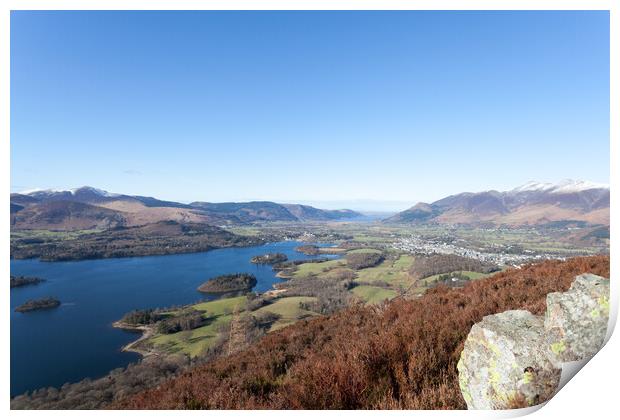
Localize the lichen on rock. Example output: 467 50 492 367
457 310 560 409
457 273 610 410
545 274 610 364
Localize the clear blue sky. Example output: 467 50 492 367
10 11 609 211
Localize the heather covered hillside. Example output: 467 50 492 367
116 256 609 409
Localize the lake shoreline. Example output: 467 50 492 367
11 240 337 396
111 321 158 358
10 240 268 263
112 284 292 358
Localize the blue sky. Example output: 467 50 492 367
10 11 609 211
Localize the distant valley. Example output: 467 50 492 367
9 181 609 262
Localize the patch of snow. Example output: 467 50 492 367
512 180 608 194
550 179 609 194
22 186 121 197
19 188 46 195
511 181 555 193
69 186 120 197
21 188 65 195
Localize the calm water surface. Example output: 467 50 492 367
10 241 335 396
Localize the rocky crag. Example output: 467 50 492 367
458 273 610 409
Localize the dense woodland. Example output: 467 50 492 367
409 254 499 280
433 272 473 287
197 273 257 293
10 221 262 261
120 309 162 326
157 309 206 334
346 252 385 270
113 255 609 409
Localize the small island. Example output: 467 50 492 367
197 273 257 293
10 275 45 288
15 297 61 313
250 253 288 265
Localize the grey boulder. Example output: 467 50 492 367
458 310 560 409
545 274 610 364
458 273 610 409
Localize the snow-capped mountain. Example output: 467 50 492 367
511 179 609 194
386 180 609 226
21 186 120 199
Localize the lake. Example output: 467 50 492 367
10 241 335 396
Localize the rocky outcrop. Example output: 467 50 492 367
545 274 610 364
458 273 610 409
457 310 561 409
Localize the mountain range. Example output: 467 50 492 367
10 180 610 230
10 187 362 230
385 180 609 226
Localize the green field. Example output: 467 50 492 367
226 226 262 237
285 252 414 307
192 295 248 315
346 248 383 254
355 255 415 289
254 296 318 331
351 235 387 243
148 314 233 357
144 295 320 356
146 296 247 357
351 285 398 305
292 259 346 278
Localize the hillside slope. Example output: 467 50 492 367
386 180 609 226
189 201 298 223
10 187 362 229
115 255 609 409
10 201 127 230
282 204 361 221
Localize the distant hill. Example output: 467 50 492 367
385 180 609 226
10 193 40 208
10 187 362 230
189 201 299 223
10 200 127 230
282 204 361 221
387 202 436 223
